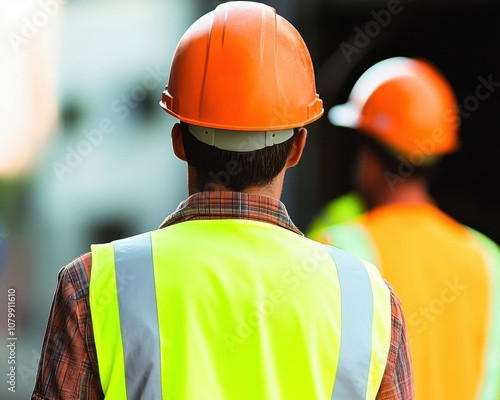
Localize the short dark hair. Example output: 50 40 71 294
180 122 296 192
356 131 439 182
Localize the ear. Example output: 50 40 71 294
285 128 307 168
172 123 187 162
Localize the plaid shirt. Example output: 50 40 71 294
32 191 414 399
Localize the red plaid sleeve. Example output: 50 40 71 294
31 252 103 400
377 286 415 399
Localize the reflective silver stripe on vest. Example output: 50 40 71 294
114 232 162 399
325 245 374 400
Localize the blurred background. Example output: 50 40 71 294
1 0 499 397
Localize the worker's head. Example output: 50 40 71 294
329 57 460 167
328 57 460 198
160 1 323 193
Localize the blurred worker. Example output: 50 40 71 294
309 57 500 400
307 191 366 240
32 3 414 399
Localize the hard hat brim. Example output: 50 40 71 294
328 103 360 129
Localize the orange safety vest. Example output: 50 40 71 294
311 202 500 400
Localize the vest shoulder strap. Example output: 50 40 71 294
324 244 391 399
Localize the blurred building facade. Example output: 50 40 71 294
1 0 198 397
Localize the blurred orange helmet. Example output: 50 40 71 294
160 1 323 133
329 57 460 157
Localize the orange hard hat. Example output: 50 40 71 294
160 1 323 132
329 57 460 157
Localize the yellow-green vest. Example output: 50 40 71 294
90 219 392 399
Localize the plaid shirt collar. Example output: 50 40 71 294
159 191 303 236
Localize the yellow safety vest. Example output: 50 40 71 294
90 219 392 399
